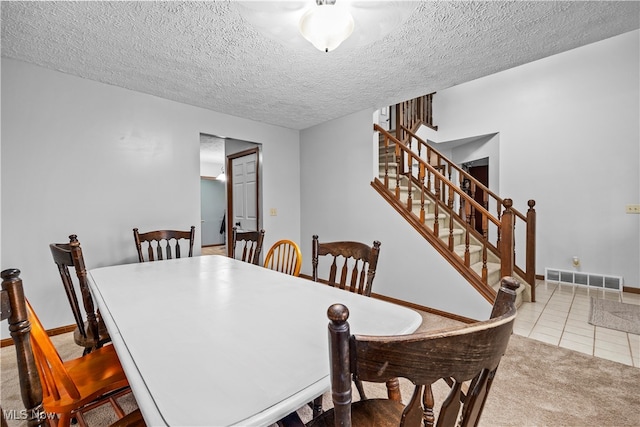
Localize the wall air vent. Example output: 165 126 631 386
545 268 622 291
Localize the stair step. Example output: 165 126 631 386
471 261 501 279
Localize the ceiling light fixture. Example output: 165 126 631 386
235 1 417 53
299 0 354 52
217 167 226 182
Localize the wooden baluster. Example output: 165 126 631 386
464 202 471 266
482 245 488 284
426 166 432 196
395 103 401 141
383 135 390 189
407 153 413 211
419 163 426 223
442 163 448 204
526 199 537 302
470 182 477 231
459 174 465 217
500 199 514 279
482 192 489 238
395 143 401 199
448 210 455 251
433 175 440 237
482 211 489 240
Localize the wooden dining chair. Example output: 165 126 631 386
133 226 195 262
264 239 302 276
304 236 382 417
311 235 381 297
308 277 520 427
229 227 265 265
49 235 111 355
1 268 138 427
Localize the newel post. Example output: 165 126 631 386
500 199 514 279
526 200 537 302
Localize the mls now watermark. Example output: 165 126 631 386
2 409 54 421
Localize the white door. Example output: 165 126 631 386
230 151 258 232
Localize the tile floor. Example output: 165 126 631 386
514 280 640 367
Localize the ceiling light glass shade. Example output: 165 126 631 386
236 1 417 52
299 2 355 52
217 167 226 181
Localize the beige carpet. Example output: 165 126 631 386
2 312 639 426
589 297 640 335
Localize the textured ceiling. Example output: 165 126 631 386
2 1 639 130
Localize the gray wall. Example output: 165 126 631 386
1 59 301 333
299 110 491 319
424 30 640 288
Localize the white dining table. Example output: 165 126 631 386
88 255 422 427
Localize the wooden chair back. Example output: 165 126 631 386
133 226 195 262
314 277 520 427
49 235 109 354
264 239 302 276
1 268 46 426
230 227 265 265
312 235 381 296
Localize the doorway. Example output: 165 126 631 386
200 135 261 256
462 158 489 234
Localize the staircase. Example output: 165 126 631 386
371 95 536 306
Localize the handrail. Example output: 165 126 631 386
374 122 536 302
400 124 533 225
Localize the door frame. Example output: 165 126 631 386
225 146 261 250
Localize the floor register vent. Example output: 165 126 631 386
545 268 622 291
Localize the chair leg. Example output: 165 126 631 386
277 412 305 427
58 413 71 427
386 377 402 402
355 379 367 400
311 395 323 418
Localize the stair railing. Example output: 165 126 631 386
395 93 438 143
374 123 536 302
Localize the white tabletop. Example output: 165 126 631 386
88 255 422 427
